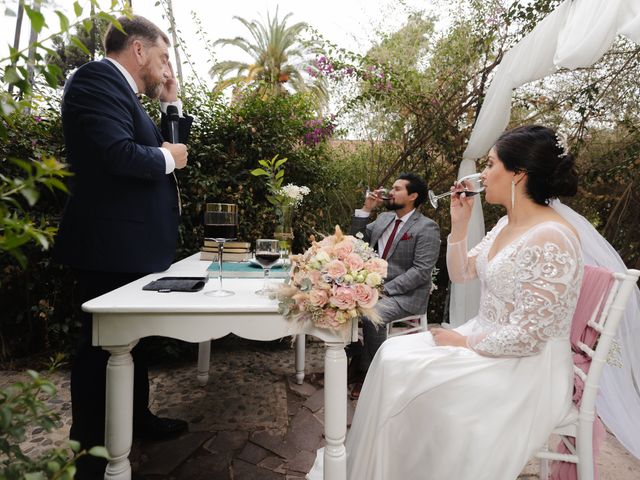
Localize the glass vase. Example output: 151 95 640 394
274 205 294 270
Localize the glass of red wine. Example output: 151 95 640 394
254 239 281 296
204 203 238 297
428 173 485 209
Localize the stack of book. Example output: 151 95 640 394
200 240 252 261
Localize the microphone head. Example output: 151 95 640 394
166 105 179 120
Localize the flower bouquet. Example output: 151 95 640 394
276 226 388 339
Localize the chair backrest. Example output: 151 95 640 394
570 267 640 480
575 267 640 418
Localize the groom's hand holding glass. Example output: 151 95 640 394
362 187 388 213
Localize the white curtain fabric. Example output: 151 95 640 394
449 0 640 457
447 158 484 327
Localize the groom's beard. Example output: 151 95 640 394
386 201 404 211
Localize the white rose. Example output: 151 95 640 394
365 272 382 287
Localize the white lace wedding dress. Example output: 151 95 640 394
308 218 583 480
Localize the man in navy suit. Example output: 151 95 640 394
55 15 193 479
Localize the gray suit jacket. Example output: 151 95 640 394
350 210 440 315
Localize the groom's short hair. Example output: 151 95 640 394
397 173 427 207
104 15 170 54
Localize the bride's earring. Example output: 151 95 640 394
511 179 516 210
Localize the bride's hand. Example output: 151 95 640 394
431 328 467 348
449 181 474 241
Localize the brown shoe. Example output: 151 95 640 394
351 382 363 400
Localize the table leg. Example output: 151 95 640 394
197 341 211 386
323 342 347 480
104 344 135 480
295 334 305 385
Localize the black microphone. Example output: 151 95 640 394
166 105 180 143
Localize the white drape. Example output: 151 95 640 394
449 0 640 458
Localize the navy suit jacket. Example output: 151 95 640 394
55 59 193 273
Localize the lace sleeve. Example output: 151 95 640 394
468 224 583 357
447 217 507 283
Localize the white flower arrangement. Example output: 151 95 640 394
278 183 310 208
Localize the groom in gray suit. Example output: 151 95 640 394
349 173 440 397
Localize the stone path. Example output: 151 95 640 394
1 336 639 479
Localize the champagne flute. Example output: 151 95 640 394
428 173 485 209
204 203 238 297
254 239 281 296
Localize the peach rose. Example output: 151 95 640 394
318 308 341 329
325 259 347 279
334 240 354 260
353 283 378 309
307 270 323 284
309 288 329 307
329 286 357 310
344 253 364 272
364 258 388 277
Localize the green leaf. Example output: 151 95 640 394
40 383 56 396
73 2 83 17
68 439 81 452
250 168 268 176
0 406 12 429
275 170 284 180
24 473 44 480
24 6 46 33
274 157 288 169
82 18 93 34
3 65 23 84
88 446 110 459
20 187 39 206
70 36 91 56
55 11 70 32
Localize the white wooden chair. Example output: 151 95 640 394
386 312 428 337
535 267 640 480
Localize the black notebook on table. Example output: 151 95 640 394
142 276 208 293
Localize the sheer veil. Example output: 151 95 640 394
550 199 640 458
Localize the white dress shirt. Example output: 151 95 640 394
354 208 415 254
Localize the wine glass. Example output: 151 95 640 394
365 187 390 201
428 173 485 209
254 239 281 296
204 203 238 297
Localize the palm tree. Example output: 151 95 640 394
210 9 328 108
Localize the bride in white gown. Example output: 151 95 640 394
308 125 584 480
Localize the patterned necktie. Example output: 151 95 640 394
381 219 402 259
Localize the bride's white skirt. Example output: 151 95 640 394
308 322 573 480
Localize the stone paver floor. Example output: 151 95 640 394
2 335 639 479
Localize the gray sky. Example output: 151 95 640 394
2 0 431 87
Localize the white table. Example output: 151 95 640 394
83 254 355 480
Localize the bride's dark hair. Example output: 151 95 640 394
494 125 578 205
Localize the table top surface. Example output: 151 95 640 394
83 254 284 314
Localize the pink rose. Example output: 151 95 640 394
318 308 341 329
334 240 353 260
308 270 323 284
325 259 347 279
353 284 378 309
330 286 357 310
309 288 329 307
364 258 388 277
344 253 364 272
